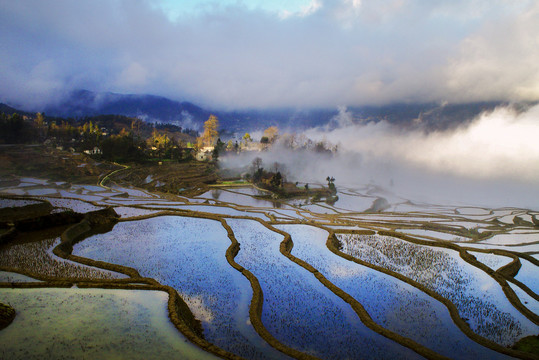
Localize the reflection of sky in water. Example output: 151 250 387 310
395 228 465 241
182 293 214 323
197 188 280 208
231 219 419 360
0 288 217 360
27 188 58 196
0 188 26 195
327 262 365 278
112 207 161 218
331 192 378 212
73 216 280 359
39 197 103 213
19 177 49 185
508 283 539 315
484 232 539 245
337 233 538 346
515 259 539 295
469 252 513 271
463 242 539 253
285 225 516 359
0 199 41 208
0 271 40 282
72 184 105 192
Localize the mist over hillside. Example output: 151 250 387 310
5 89 528 134
221 103 539 209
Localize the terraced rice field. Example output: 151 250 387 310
1 177 538 359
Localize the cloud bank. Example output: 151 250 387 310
222 104 539 208
306 104 539 183
1 0 538 109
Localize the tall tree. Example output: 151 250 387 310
199 115 219 147
34 112 45 127
34 112 46 141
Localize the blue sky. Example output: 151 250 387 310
153 0 313 20
0 0 538 109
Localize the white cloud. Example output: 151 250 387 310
280 0 322 19
304 104 539 183
116 62 150 89
444 2 539 103
0 0 538 109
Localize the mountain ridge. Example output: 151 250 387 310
3 89 529 133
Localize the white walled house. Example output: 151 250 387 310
196 146 214 161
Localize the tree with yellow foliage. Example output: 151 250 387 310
148 128 172 159
198 115 219 147
34 112 45 127
263 126 279 143
34 112 46 140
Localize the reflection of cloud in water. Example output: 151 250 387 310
183 294 214 323
479 282 494 292
327 263 365 278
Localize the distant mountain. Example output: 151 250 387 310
228 101 511 132
5 89 528 134
348 101 509 131
42 90 211 125
38 89 337 132
0 103 34 117
220 108 338 132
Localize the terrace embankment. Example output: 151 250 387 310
105 161 218 197
0 198 52 222
512 336 539 356
0 145 120 183
54 207 120 257
0 197 85 245
0 302 15 330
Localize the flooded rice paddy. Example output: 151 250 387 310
0 288 217 360
0 234 125 280
1 177 538 359
73 216 282 359
337 234 537 346
230 219 419 360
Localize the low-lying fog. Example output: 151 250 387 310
222 104 539 210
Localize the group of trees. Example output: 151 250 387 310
100 129 144 162
2 108 337 169
0 110 205 163
246 156 339 203
0 113 45 144
249 157 285 192
279 132 336 154
0 112 98 146
260 126 279 144
100 125 194 162
228 125 336 156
